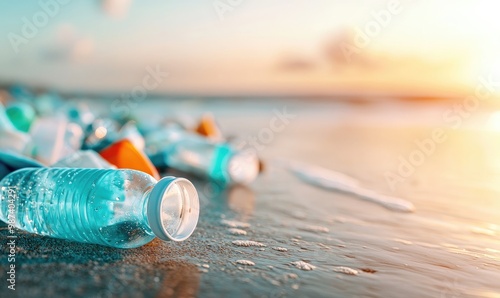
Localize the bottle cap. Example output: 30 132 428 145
147 176 199 242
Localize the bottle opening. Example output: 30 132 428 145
147 177 199 242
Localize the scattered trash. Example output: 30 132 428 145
0 90 265 248
1 91 264 184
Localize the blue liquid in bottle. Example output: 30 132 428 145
146 125 259 185
0 168 199 248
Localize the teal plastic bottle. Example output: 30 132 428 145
6 101 36 133
146 125 259 185
0 168 199 248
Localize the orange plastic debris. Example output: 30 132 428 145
99 139 160 180
258 159 265 173
195 113 224 141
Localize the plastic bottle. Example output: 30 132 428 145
6 101 36 133
83 118 119 151
145 125 259 185
118 121 146 151
64 102 95 130
0 168 200 248
0 103 34 155
52 150 115 169
30 116 82 165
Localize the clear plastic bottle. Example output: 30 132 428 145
146 125 259 185
30 116 82 165
0 168 199 248
52 150 115 169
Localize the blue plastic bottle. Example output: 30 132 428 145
0 168 199 248
146 125 259 185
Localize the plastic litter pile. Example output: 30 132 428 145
0 86 262 248
0 86 261 184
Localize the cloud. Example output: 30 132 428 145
323 28 381 69
323 27 466 76
101 0 132 19
276 54 316 72
41 24 94 62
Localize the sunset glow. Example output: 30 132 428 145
1 1 500 97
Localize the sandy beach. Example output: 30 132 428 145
1 98 499 297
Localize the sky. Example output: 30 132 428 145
1 0 500 97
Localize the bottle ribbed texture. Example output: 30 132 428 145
0 168 156 248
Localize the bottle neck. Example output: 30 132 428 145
142 176 200 242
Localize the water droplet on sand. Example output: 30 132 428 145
291 261 316 271
221 220 250 229
236 260 255 266
232 240 266 247
300 225 329 233
228 228 247 235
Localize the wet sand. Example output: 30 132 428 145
1 99 500 297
